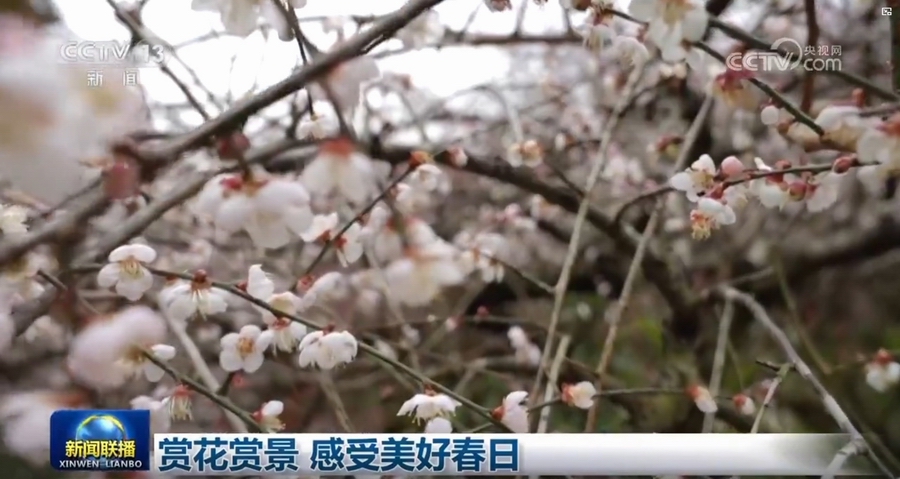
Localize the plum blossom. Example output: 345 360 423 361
297 328 359 369
311 57 381 113
0 204 27 235
0 391 88 465
301 138 379 204
363 205 438 263
164 385 193 421
245 265 311 348
219 325 273 374
96 243 157 301
407 163 447 192
301 213 364 266
865 349 900 392
507 325 541 365
760 105 786 126
506 139 544 167
687 384 717 413
384 241 467 306
609 36 651 68
253 400 285 432
424 417 453 433
396 10 445 48
67 306 169 390
732 394 756 416
131 396 172 434
689 198 736 240
629 0 709 50
670 154 717 201
749 158 790 209
816 105 870 148
856 115 900 171
194 169 313 249
578 18 616 52
397 388 461 423
793 172 842 212
562 381 597 409
492 391 529 433
190 0 308 39
158 274 229 321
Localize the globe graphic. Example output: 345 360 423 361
74 415 128 467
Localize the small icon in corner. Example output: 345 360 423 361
883 6 893 15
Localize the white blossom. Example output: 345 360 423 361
301 138 379 204
629 0 709 49
732 394 756 416
750 158 790 209
297 329 358 369
96 243 157 301
562 381 597 409
253 400 285 432
301 213 364 266
158 277 229 322
688 385 717 413
424 417 453 433
670 154 717 201
383 241 467 306
0 204 27 235
397 390 461 423
191 0 308 39
219 325 273 373
130 395 172 434
194 169 314 249
311 57 381 114
493 391 529 433
67 306 169 390
816 105 869 147
396 10 444 48
865 349 900 392
689 198 736 240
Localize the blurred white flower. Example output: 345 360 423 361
0 391 88 465
302 271 348 302
816 105 869 147
579 20 616 52
311 57 381 113
67 306 169 390
191 0 307 39
0 204 27 235
492 391 529 433
865 349 900 392
384 241 467 306
158 276 229 321
760 105 784 126
800 173 841 212
398 389 461 423
424 417 453 433
130 395 172 434
689 198 736 240
407 164 446 192
301 213 364 266
297 109 340 139
732 394 756 416
363 206 439 263
297 329 358 369
301 138 379 204
194 169 313 249
629 0 708 49
609 36 650 68
857 116 900 168
506 139 544 167
97 243 157 301
688 385 718 413
219 325 273 373
397 10 445 49
253 400 285 432
562 381 597 409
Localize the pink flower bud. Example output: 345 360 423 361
720 156 744 177
103 158 140 200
